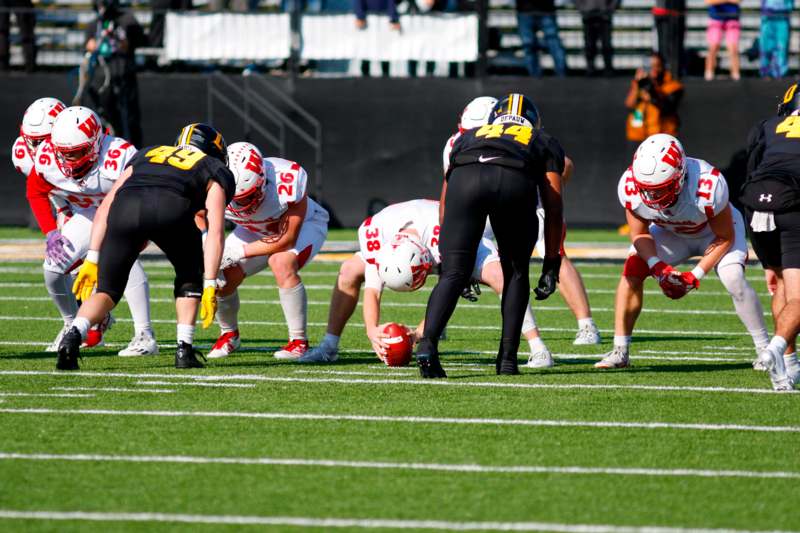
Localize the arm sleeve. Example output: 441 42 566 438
544 135 566 174
745 122 766 176
25 170 57 234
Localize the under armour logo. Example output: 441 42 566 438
759 194 773 203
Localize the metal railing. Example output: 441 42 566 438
207 71 324 203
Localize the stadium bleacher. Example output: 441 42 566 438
3 0 799 74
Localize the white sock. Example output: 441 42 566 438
124 261 153 337
279 282 307 340
44 269 78 323
216 291 240 333
578 317 595 329
528 336 546 353
177 324 195 345
72 316 90 340
613 335 631 351
767 336 788 359
521 304 537 334
321 333 340 350
717 264 770 352
783 352 798 376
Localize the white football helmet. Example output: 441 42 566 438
631 133 687 210
50 106 104 179
227 141 265 216
459 96 498 132
376 233 434 292
20 97 66 158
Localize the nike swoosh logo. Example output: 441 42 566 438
478 155 500 163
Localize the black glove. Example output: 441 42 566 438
534 256 561 300
460 281 481 302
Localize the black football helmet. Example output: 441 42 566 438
778 83 800 116
489 93 542 130
175 123 227 164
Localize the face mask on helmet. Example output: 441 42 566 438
635 177 684 210
231 185 265 215
54 143 97 179
20 98 65 158
226 141 265 217
22 134 47 158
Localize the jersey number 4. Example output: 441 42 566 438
775 116 800 138
474 124 532 145
145 146 205 170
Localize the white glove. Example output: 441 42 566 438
219 241 246 271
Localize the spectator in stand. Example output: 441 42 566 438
149 0 192 48
704 0 741 81
625 52 683 144
653 0 686 78
210 0 258 10
0 0 36 72
84 0 146 147
759 0 792 78
354 0 400 30
515 0 567 77
574 0 618 76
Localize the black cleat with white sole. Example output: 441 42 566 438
175 341 206 369
417 353 447 379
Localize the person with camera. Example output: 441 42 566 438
625 52 684 146
80 0 146 147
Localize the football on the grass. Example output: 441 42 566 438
383 323 413 367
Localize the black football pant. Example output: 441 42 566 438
420 164 539 360
97 187 203 303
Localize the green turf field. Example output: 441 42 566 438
0 256 797 532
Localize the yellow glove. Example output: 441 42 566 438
72 250 99 301
199 280 217 329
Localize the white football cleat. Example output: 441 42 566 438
274 338 308 360
208 330 241 359
526 346 554 368
752 358 768 371
298 344 339 363
118 330 159 357
757 350 796 392
594 346 630 369
45 323 72 353
573 323 601 345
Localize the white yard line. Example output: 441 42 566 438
0 295 768 316
0 392 93 398
51 386 175 394
135 380 255 389
0 369 782 395
0 369 783 394
0 452 797 480
0 509 792 532
0 316 757 337
0 407 797 433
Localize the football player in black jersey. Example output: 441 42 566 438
57 123 236 371
416 93 565 378
740 84 800 390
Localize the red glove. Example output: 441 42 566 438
678 271 700 291
649 261 676 283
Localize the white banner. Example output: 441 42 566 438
301 14 478 62
164 13 291 61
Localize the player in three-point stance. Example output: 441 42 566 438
595 133 770 372
31 105 157 356
206 142 329 360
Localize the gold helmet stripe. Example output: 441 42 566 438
179 123 197 146
516 94 524 116
784 84 798 104
506 94 514 115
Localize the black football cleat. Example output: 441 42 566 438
56 326 82 371
417 353 447 379
175 341 206 369
496 353 520 375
